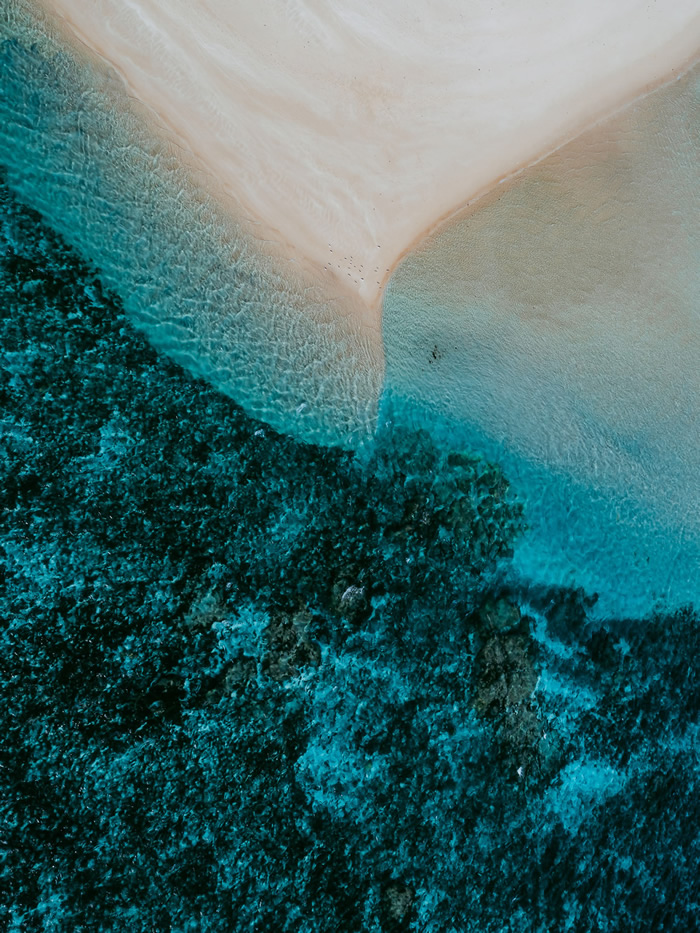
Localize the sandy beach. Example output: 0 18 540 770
35 0 700 331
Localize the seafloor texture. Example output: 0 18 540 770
2 0 700 928
3 171 700 932
384 65 700 618
0 0 382 448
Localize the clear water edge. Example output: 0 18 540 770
2 0 698 619
0 0 382 449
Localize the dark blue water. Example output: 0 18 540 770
2 6 700 932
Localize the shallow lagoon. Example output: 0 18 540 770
1 3 700 929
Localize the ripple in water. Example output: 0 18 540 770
0 0 382 448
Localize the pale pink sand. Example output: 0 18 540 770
39 0 700 330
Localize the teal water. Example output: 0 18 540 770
0 0 381 448
2 3 700 930
4 163 700 933
383 65 700 619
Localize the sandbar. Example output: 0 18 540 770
35 0 700 330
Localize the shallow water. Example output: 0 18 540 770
383 66 700 618
0 0 382 447
3 4 698 621
4 171 700 933
2 3 700 930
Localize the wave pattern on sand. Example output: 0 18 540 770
0 1 382 448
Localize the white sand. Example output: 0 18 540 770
382 63 700 614
38 0 700 328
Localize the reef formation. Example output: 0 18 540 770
2 176 700 931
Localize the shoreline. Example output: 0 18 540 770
1 0 386 447
33 0 700 327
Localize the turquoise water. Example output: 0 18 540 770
383 66 700 619
4 167 700 933
2 3 700 930
0 0 381 448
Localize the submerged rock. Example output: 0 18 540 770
380 879 415 932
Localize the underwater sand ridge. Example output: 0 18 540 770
381 60 700 614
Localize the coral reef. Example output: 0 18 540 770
1 175 699 931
